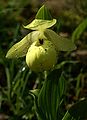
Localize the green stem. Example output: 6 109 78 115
5 67 11 101
21 70 32 97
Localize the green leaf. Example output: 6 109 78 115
36 70 66 120
57 73 66 99
62 112 76 120
62 99 87 120
44 29 76 52
29 89 40 98
72 19 87 42
6 31 39 58
55 61 78 70
23 19 56 30
29 89 46 120
35 5 52 20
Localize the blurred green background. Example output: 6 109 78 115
0 0 87 120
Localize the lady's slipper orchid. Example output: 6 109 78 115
6 6 76 72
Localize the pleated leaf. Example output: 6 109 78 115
35 5 52 20
62 99 87 120
24 19 56 30
37 70 66 120
44 29 76 52
6 31 40 58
